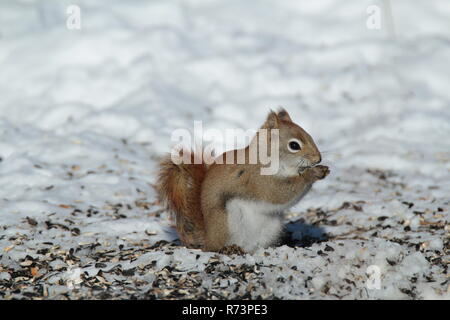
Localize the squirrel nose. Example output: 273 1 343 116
315 154 322 164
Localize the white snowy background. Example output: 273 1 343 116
0 0 449 299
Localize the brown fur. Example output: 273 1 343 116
156 151 207 248
156 109 329 252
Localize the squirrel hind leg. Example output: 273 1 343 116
202 207 229 252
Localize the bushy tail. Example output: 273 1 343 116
156 151 207 248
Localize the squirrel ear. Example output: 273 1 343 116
263 110 280 129
277 108 292 122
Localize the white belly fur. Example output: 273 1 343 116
225 199 287 253
225 185 312 252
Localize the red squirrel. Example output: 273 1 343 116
156 109 329 253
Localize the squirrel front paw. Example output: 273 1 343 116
309 165 330 180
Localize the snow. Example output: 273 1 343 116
0 0 449 299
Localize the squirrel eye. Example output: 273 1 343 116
288 139 302 152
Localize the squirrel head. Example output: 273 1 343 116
261 108 322 176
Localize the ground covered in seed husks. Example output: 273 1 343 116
0 171 448 300
0 1 449 299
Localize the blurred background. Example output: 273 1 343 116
0 0 449 300
0 0 449 204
